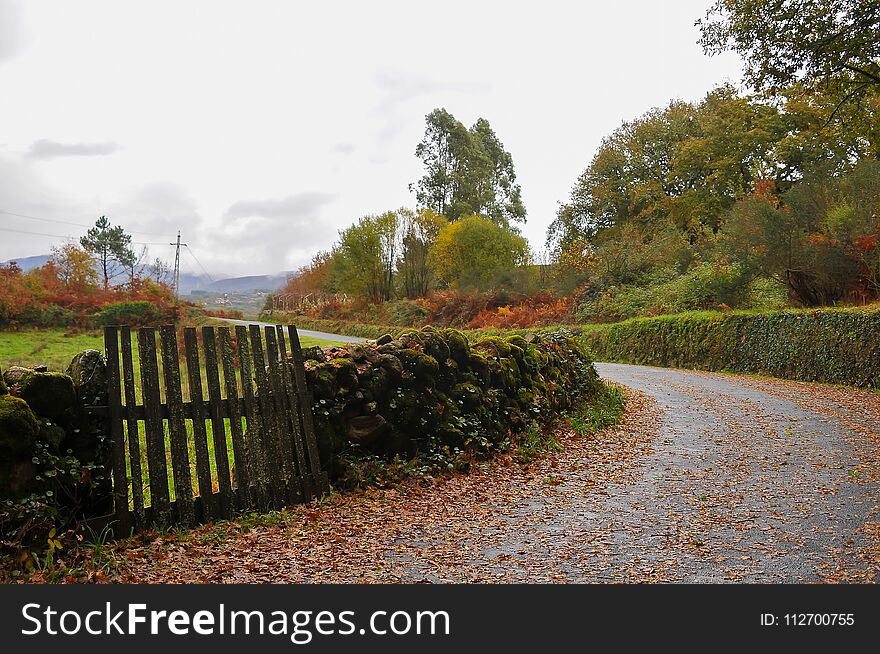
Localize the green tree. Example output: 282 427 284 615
80 216 136 289
698 1 880 101
413 109 526 225
412 109 469 217
333 212 401 302
546 84 876 264
397 208 447 298
430 214 530 290
723 161 880 305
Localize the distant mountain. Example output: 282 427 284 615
2 254 51 271
204 272 290 293
2 253 288 294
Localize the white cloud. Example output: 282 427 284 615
0 0 743 275
0 0 25 65
26 139 121 159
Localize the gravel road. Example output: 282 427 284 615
216 318 367 344
115 363 880 583
590 363 880 582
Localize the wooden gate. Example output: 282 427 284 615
99 323 329 535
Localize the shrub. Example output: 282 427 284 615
576 263 752 323
383 299 429 326
94 301 167 327
581 305 880 388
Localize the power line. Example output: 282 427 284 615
0 225 76 239
184 244 214 283
0 208 173 237
0 225 171 247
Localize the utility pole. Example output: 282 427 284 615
170 230 186 299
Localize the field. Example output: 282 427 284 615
0 327 339 372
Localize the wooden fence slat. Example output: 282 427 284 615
183 327 214 519
264 326 302 503
218 327 253 510
235 325 270 511
95 322 328 535
137 328 170 526
103 326 131 534
275 325 313 500
202 326 233 516
120 327 144 529
159 325 195 527
287 325 330 496
249 324 286 508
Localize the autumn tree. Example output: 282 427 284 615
699 0 880 97
723 161 880 305
430 214 530 290
284 250 337 295
546 84 879 268
413 109 526 225
80 216 136 289
49 243 98 290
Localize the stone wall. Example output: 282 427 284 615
1 327 599 534
0 352 109 507
302 326 599 477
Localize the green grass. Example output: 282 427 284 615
569 385 626 437
0 327 340 373
513 385 626 463
0 329 104 371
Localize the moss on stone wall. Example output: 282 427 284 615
303 325 599 479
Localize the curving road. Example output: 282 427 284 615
588 363 880 582
215 318 367 344
118 362 880 583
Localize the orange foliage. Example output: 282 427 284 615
467 295 572 329
0 261 178 327
299 289 574 329
284 250 334 295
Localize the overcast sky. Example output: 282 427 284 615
0 0 742 278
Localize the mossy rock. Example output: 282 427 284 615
523 347 549 372
0 394 41 499
443 329 471 365
420 329 451 363
307 364 337 400
357 366 389 400
474 336 513 358
329 358 359 388
495 357 520 391
467 351 492 386
67 349 107 406
304 327 599 478
396 348 439 378
0 365 6 395
506 334 529 351
0 394 39 455
451 382 483 408
37 419 66 451
18 371 78 422
3 365 31 388
300 345 326 362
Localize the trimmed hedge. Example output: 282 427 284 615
580 306 880 388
